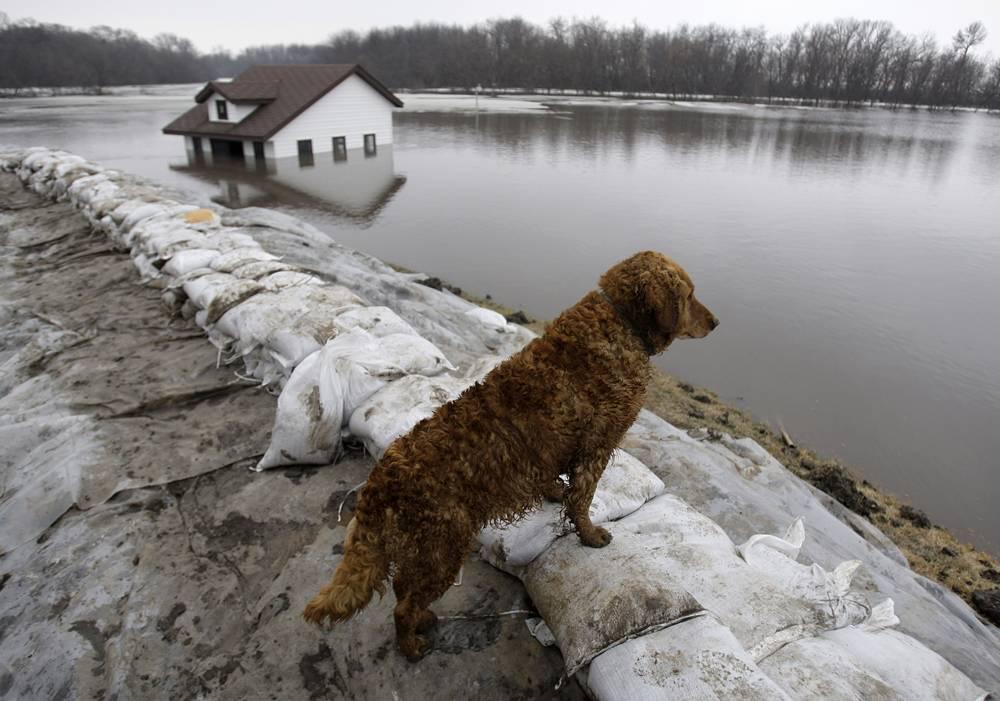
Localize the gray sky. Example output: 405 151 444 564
5 0 999 56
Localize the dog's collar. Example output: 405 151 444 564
597 289 657 356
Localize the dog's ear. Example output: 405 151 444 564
640 268 690 337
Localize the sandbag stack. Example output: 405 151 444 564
1 147 468 470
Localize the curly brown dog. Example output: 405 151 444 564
303 251 718 660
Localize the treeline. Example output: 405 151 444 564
2 11 999 109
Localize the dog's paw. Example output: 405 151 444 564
399 634 431 662
579 526 613 548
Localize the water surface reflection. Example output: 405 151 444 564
172 146 405 226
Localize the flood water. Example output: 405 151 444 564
1 88 998 553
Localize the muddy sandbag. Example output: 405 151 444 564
181 273 263 324
256 328 454 470
759 601 989 700
612 495 870 657
333 306 418 337
210 246 279 273
585 614 793 701
230 260 296 280
213 285 365 375
347 374 468 458
260 270 323 292
522 527 703 677
478 451 666 569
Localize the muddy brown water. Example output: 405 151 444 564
2 88 998 553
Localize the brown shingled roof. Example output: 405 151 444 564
163 64 403 140
195 80 279 104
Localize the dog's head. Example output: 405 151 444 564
599 251 718 353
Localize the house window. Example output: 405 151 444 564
216 100 228 120
297 139 314 167
364 133 377 156
192 137 204 164
332 136 347 162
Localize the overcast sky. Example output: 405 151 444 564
5 0 998 56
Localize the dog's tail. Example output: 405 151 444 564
302 517 388 625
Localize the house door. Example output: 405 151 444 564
192 137 205 165
209 139 245 164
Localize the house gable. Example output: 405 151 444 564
269 73 395 158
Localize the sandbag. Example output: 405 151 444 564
182 273 264 324
585 614 794 701
213 285 365 377
612 495 870 657
759 601 989 700
210 247 278 273
333 306 418 337
256 328 454 470
478 451 665 569
523 528 703 677
162 249 221 277
347 374 468 458
464 306 516 350
260 270 323 292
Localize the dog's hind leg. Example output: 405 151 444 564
391 528 469 662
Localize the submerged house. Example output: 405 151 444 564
163 64 403 166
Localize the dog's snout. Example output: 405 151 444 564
709 315 719 330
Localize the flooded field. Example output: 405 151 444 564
1 88 998 552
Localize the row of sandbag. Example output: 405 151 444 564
3 148 469 470
328 372 989 700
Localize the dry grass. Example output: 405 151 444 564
396 263 999 619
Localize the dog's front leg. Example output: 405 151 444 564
566 453 613 548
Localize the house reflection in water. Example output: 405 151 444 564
173 145 406 226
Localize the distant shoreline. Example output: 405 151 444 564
4 84 999 115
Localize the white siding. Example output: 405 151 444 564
204 91 259 124
270 74 395 159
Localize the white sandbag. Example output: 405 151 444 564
464 307 515 350
181 273 263 324
210 246 278 273
258 328 456 469
230 260 295 279
255 349 345 470
613 495 870 658
375 333 455 376
256 331 388 469
523 527 703 677
162 249 221 277
214 285 364 365
738 519 867 631
333 306 418 338
347 374 468 457
478 451 665 569
585 614 793 701
201 231 260 251
259 270 323 291
760 601 989 700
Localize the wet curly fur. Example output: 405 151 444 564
303 251 718 660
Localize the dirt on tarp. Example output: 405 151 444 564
0 174 580 700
